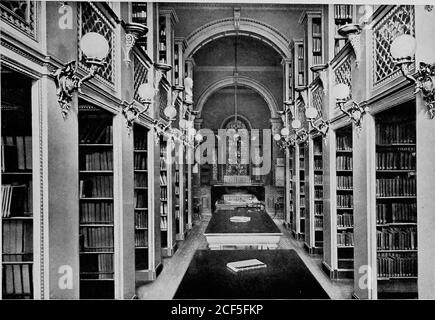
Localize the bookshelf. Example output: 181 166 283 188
286 148 294 229
1 74 34 299
332 5 355 56
159 137 168 251
375 105 417 299
158 16 168 65
301 11 323 85
335 125 354 279
133 124 150 278
299 143 306 238
78 107 115 299
131 2 147 52
292 39 305 88
174 154 180 238
183 165 189 233
305 136 324 254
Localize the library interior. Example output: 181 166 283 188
1 2 435 300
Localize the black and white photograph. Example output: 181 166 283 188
0 0 434 310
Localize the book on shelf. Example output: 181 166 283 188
79 120 112 144
2 263 32 297
337 213 353 228
334 4 353 20
337 194 353 208
226 259 267 273
376 202 417 224
82 150 113 171
337 176 353 189
336 155 353 170
135 230 149 247
80 226 114 252
315 217 323 228
134 173 148 188
135 210 148 228
377 252 417 278
375 122 416 145
2 219 33 256
337 231 354 246
79 176 113 198
160 202 168 215
376 150 415 170
80 202 113 223
134 153 147 170
336 135 352 150
1 184 31 218
376 227 417 250
1 135 32 171
375 177 416 197
315 203 323 215
134 190 148 208
160 216 168 230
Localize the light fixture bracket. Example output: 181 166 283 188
338 23 362 68
124 22 148 65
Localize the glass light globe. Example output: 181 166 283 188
138 82 154 101
184 77 193 88
273 133 281 141
390 34 417 60
164 105 177 119
80 32 109 61
291 119 301 129
179 119 187 129
333 83 350 101
188 127 196 136
186 120 194 128
281 127 290 136
305 107 318 120
195 133 203 142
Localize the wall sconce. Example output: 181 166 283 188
274 100 299 149
305 106 329 136
310 63 328 94
53 32 109 118
296 129 309 143
154 61 172 88
124 22 148 65
390 34 435 118
338 23 362 68
333 83 367 128
121 82 154 133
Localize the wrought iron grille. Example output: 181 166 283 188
373 5 415 87
79 2 115 84
311 84 324 118
334 54 353 101
158 81 169 119
133 53 149 101
0 0 36 38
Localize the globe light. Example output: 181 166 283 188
179 119 187 129
195 133 203 142
291 119 301 129
305 107 318 120
188 127 196 136
333 83 350 101
390 34 417 61
273 133 282 141
281 127 290 136
138 82 155 102
186 120 194 128
164 105 177 119
80 32 110 61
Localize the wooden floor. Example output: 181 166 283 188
136 214 353 300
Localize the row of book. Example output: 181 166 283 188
80 177 113 198
135 211 148 229
336 155 353 170
134 173 148 188
135 230 148 247
377 227 417 250
337 213 354 228
159 172 168 185
312 38 322 53
337 231 354 247
314 174 323 185
2 184 32 217
377 253 417 278
376 151 415 170
2 219 33 254
135 191 148 208
314 159 322 170
160 202 168 216
80 202 113 224
2 264 32 297
315 217 323 228
81 151 113 171
337 194 353 208
79 120 112 144
1 135 32 171
334 38 347 56
376 177 416 197
313 142 322 155
134 153 147 170
160 216 168 230
337 175 353 189
315 203 323 215
312 19 321 35
334 4 353 20
159 187 167 200
134 131 148 150
312 55 323 66
80 226 114 252
376 123 416 145
336 135 352 151
80 253 113 277
315 189 323 199
376 203 417 224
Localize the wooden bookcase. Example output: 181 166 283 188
1 73 34 299
300 11 323 85
133 124 150 280
158 16 168 65
174 155 180 238
375 105 417 299
78 107 115 299
286 147 294 229
335 125 354 279
299 143 306 238
292 39 305 88
305 135 324 254
131 2 147 52
332 5 355 56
